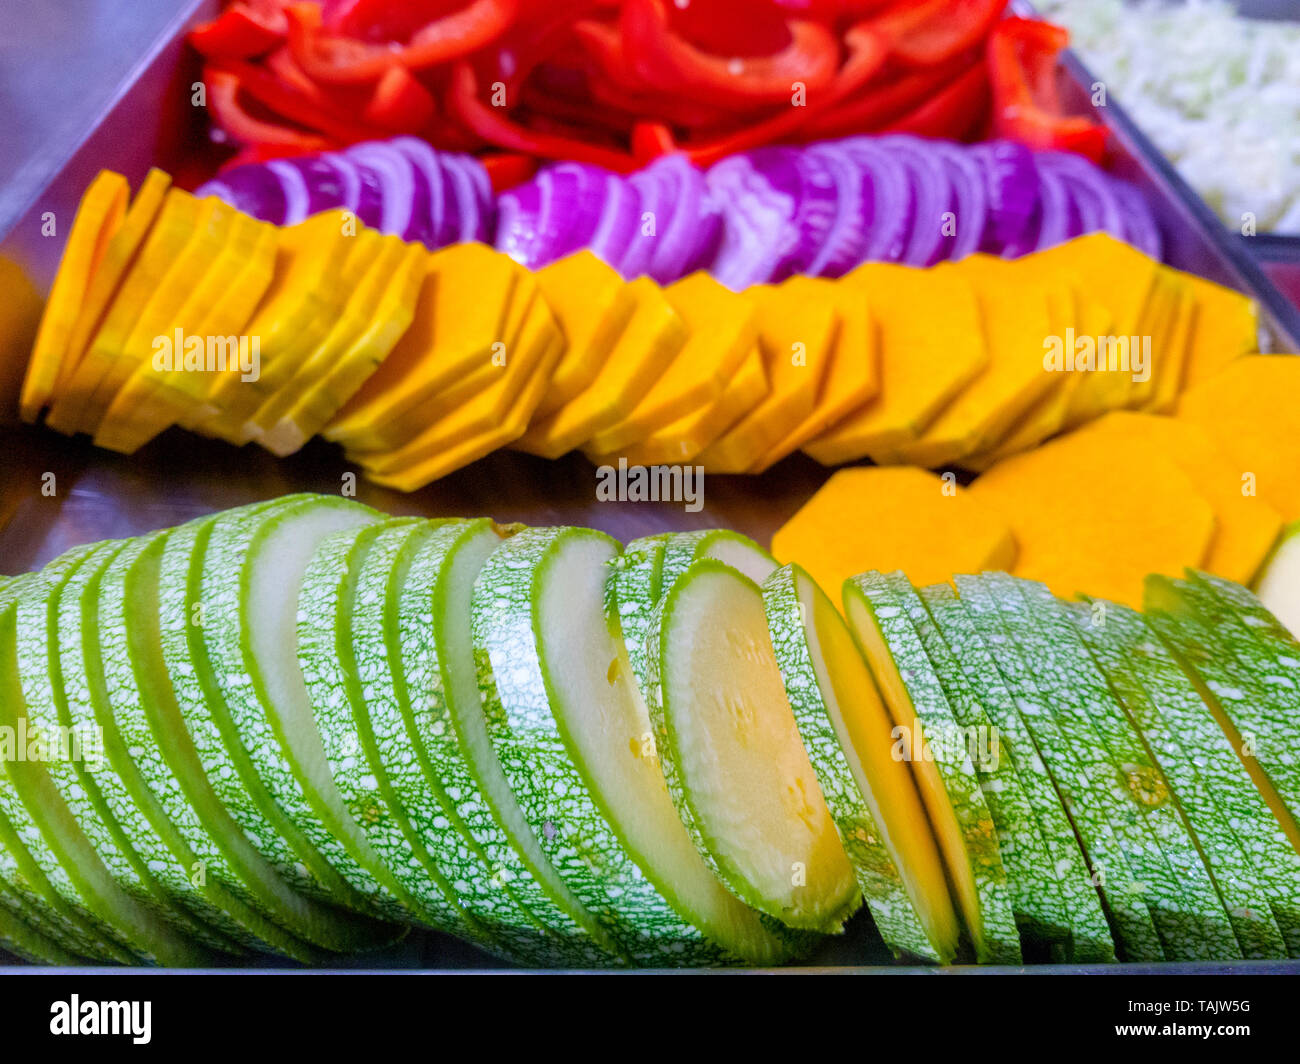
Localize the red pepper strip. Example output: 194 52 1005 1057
363 64 438 132
218 142 330 172
883 57 990 139
773 0 896 16
632 122 678 166
868 0 1007 68
446 61 637 172
620 0 839 107
481 152 539 193
332 0 466 43
214 57 386 144
188 1 287 60
205 66 333 149
286 0 517 84
799 49 971 139
987 17 1107 164
678 21 891 167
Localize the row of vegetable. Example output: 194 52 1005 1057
4 491 1300 967
17 163 1197 493
188 2 1107 174
197 132 1159 286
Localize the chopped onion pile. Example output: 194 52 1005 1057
1041 0 1300 234
497 135 1160 287
196 137 494 247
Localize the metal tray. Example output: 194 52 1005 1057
2 1 1298 971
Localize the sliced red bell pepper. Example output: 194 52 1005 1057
883 57 989 139
799 49 972 139
218 142 331 172
480 152 539 192
677 20 890 166
988 16 1107 164
868 0 1007 68
189 1 288 60
212 58 385 144
446 60 636 171
286 0 517 84
363 64 438 131
330 0 466 43
668 0 802 59
631 121 678 166
205 66 333 149
620 0 839 107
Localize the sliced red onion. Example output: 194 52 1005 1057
636 155 722 284
1031 162 1072 252
619 167 661 279
390 137 445 247
494 179 542 266
705 153 800 290
494 163 609 268
968 140 1038 252
440 154 490 244
588 172 641 271
1112 180 1162 260
805 143 869 278
877 135 950 267
1038 151 1125 240
628 161 680 282
726 146 839 281
837 138 913 263
196 166 287 225
278 156 352 217
927 140 988 262
343 142 415 238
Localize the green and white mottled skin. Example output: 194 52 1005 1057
156 504 391 941
659 530 777 592
1008 578 1241 961
0 880 87 965
87 531 327 960
473 527 740 966
0 583 125 963
954 574 1163 962
1167 573 1300 794
199 495 407 921
901 581 1074 959
848 573 1021 964
921 583 1115 963
13 543 239 955
1 572 203 965
1143 587 1300 954
297 520 478 936
355 520 614 966
603 534 670 703
1071 599 1288 959
761 565 942 962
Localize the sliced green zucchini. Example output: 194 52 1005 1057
954 573 1162 962
844 572 1021 963
1255 520 1300 638
198 494 425 924
761 563 957 962
604 533 671 700
157 503 389 929
473 528 798 964
297 520 483 939
900 579 1074 960
14 543 239 954
659 529 777 591
0 574 206 965
0 881 88 965
392 521 623 966
1071 598 1287 959
918 582 1116 963
647 556 859 934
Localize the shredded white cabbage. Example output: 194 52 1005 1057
1039 0 1300 233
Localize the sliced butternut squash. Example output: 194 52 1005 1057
531 251 636 419
242 226 385 441
354 291 562 475
586 343 769 466
513 277 688 459
46 188 208 435
580 271 756 455
969 427 1216 607
890 256 1058 469
193 210 356 444
695 282 835 473
260 239 426 457
802 262 986 464
20 170 129 422
322 243 523 451
1180 274 1258 389
360 311 565 489
1177 355 1300 521
94 212 278 453
771 466 1017 595
1073 411 1282 586
57 168 172 398
749 278 878 472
